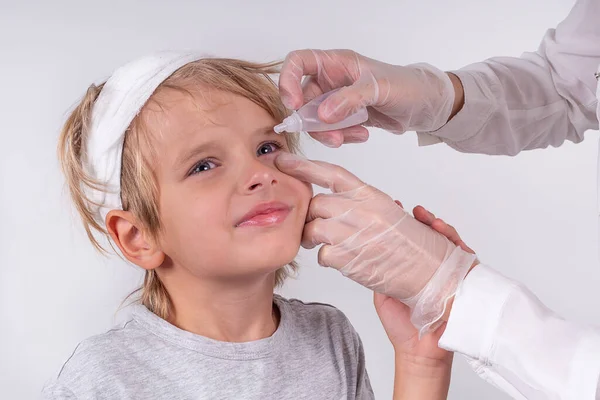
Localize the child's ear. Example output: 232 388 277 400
105 210 165 270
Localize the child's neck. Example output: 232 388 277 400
161 268 279 343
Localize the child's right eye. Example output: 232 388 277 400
189 159 217 176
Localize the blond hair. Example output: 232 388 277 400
58 58 300 319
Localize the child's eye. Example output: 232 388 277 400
189 159 217 176
257 141 282 156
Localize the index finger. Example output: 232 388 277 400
275 153 364 193
279 50 320 110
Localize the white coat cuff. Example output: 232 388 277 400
567 330 600 399
438 264 518 360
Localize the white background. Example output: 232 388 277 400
1 0 598 399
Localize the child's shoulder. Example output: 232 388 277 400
70 317 145 358
276 295 348 317
275 295 359 339
43 315 146 393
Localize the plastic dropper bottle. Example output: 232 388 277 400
274 88 369 133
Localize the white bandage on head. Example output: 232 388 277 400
84 52 202 227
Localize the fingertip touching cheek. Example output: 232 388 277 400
141 87 312 281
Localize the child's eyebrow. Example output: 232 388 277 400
174 141 219 170
254 125 279 138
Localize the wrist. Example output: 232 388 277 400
446 72 464 121
442 260 479 322
395 352 452 374
394 352 452 399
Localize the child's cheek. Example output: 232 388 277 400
304 181 313 198
292 177 313 203
299 181 313 217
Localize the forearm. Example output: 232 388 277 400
423 0 600 156
439 264 600 399
393 352 452 400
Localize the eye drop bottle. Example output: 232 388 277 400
274 88 368 133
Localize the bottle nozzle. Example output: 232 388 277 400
274 122 287 134
274 112 302 134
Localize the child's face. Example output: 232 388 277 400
144 87 312 280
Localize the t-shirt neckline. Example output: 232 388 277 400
131 295 290 360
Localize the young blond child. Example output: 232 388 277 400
43 52 453 400
43 52 374 400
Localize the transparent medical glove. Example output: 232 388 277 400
279 49 455 146
276 153 476 336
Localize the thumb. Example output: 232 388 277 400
275 153 364 193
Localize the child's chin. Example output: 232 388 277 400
270 244 299 263
257 236 299 253
233 237 300 273
253 241 299 268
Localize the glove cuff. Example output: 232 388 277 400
403 246 476 338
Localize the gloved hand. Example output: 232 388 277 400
279 49 456 147
275 152 476 336
375 202 477 361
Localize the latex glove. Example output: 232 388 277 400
374 202 453 366
275 153 476 336
279 49 455 147
375 202 477 357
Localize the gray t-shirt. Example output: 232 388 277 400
42 296 374 400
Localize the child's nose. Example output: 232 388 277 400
243 160 279 194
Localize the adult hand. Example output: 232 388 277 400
275 153 476 335
374 202 476 399
278 49 461 147
375 202 477 351
373 202 451 363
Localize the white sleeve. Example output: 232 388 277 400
439 265 600 400
418 0 600 156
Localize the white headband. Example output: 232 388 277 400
84 51 202 226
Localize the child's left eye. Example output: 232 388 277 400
257 141 282 156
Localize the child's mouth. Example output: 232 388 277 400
235 202 292 228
